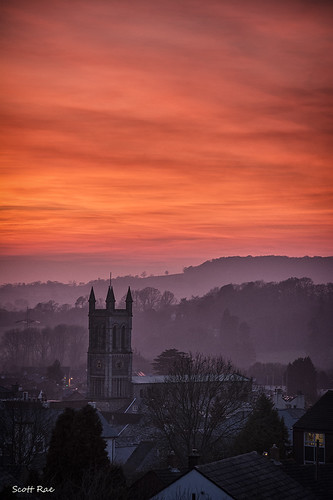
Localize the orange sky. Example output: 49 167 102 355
1 0 333 283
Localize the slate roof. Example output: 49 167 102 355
132 373 250 385
97 411 119 438
196 451 316 499
293 390 333 432
129 468 186 500
123 441 156 475
62 390 86 401
101 410 143 425
282 462 333 500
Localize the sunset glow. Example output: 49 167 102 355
1 0 333 283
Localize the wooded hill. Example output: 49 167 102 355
1 277 332 372
1 256 332 308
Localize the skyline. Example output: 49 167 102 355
1 0 333 284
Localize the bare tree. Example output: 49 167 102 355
145 353 252 464
160 290 176 308
0 400 54 467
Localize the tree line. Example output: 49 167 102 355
1 278 332 373
0 324 87 370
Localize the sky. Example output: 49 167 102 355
1 0 333 284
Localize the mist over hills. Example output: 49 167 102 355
0 256 332 371
0 256 332 308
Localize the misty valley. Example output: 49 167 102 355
1 268 333 498
0 276 332 382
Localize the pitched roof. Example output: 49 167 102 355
123 441 156 475
196 452 315 499
63 390 86 401
97 411 119 438
293 391 333 432
282 462 333 500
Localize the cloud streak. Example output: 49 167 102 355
1 0 333 282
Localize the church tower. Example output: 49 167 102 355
87 285 133 400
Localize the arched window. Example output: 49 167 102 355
121 325 126 350
112 325 117 350
91 326 98 349
100 325 106 350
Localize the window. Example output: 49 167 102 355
121 325 126 350
99 325 106 350
112 326 117 350
113 377 122 397
304 432 325 463
93 379 103 398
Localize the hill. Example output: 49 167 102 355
0 256 332 309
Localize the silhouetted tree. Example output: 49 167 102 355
75 295 88 308
46 359 64 385
286 356 317 404
160 290 176 308
0 401 52 466
146 353 251 464
44 405 127 499
247 362 287 386
307 295 333 369
219 310 256 368
152 348 188 375
232 393 289 457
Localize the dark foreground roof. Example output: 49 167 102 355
196 451 316 499
282 462 333 500
293 390 333 432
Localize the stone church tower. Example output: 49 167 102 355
87 285 133 400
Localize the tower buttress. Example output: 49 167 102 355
126 286 133 315
106 285 115 311
89 287 96 312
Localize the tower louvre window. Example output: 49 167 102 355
121 326 126 350
112 326 117 350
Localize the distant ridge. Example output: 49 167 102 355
1 256 332 307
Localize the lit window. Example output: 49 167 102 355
304 432 325 463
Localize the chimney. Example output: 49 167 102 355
167 451 179 472
188 449 200 469
270 444 280 462
295 392 305 409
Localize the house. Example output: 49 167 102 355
293 390 333 465
146 452 315 499
273 390 305 410
278 408 306 443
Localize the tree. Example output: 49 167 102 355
46 359 64 385
232 393 289 458
152 348 188 375
0 400 52 466
160 290 176 308
247 362 287 386
286 357 317 404
220 310 256 368
145 353 251 464
75 295 88 308
44 405 127 499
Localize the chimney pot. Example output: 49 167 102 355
188 449 200 469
